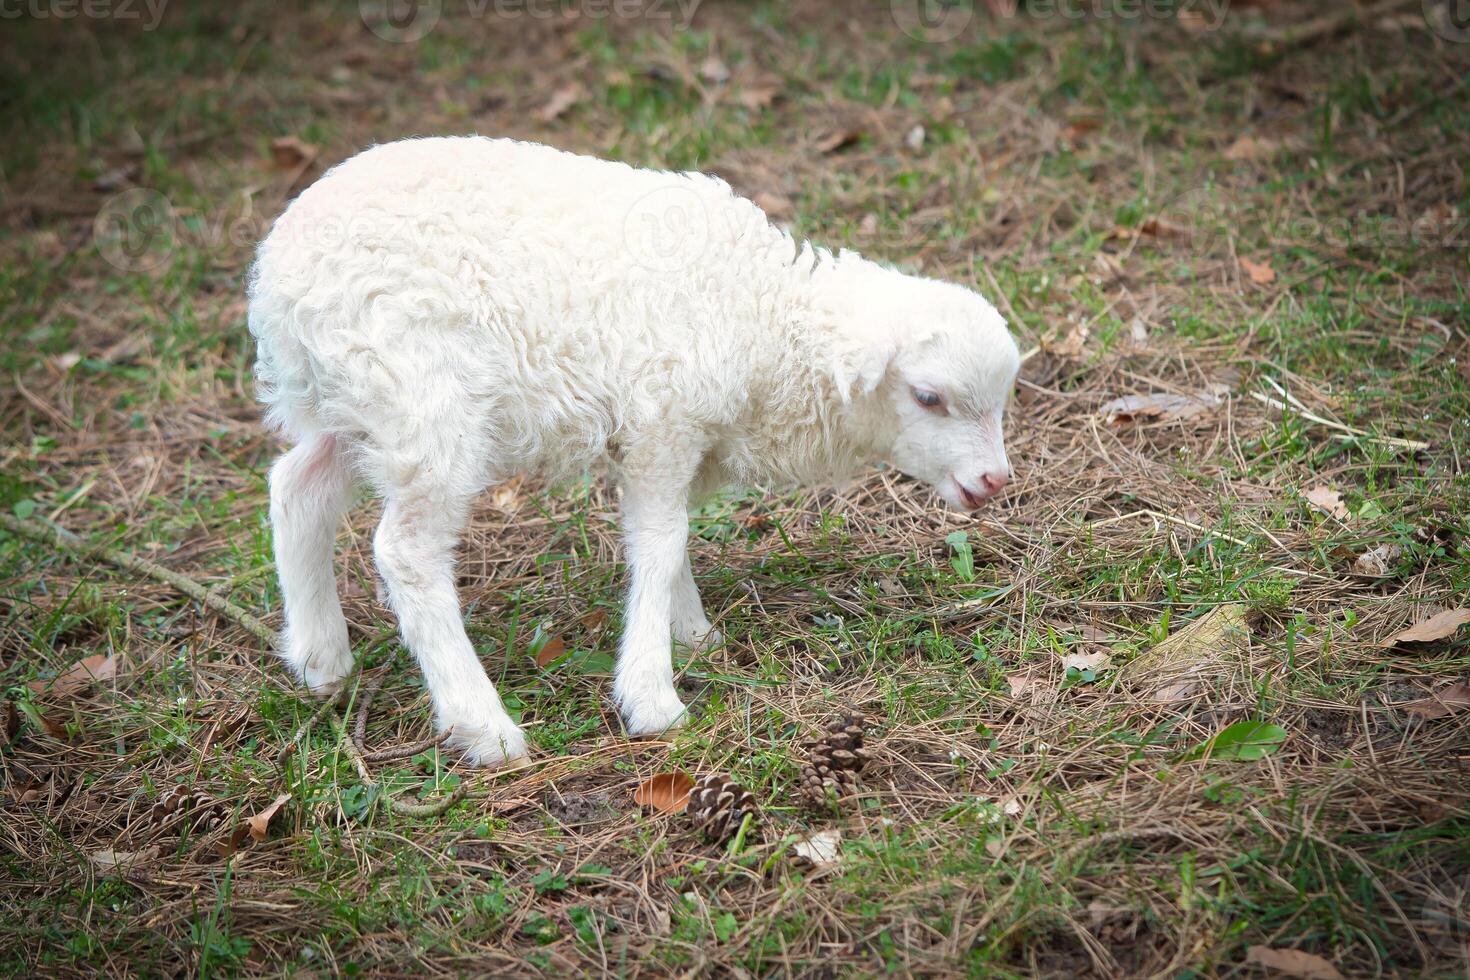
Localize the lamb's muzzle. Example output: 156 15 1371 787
248 135 1020 766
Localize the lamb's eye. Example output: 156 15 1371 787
912 387 943 410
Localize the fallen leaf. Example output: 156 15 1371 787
3 701 17 741
269 136 318 170
698 54 730 84
246 792 291 843
1240 256 1277 285
579 609 609 633
1244 945 1344 979
737 81 781 111
537 83 584 122
1381 608 1470 646
534 635 568 668
792 828 841 869
1184 719 1289 762
1223 135 1280 161
1109 217 1189 241
28 654 116 697
1063 117 1102 141
1000 796 1024 817
1126 603 1251 704
491 480 523 512
1402 682 1470 720
753 190 793 221
1304 486 1350 520
1099 390 1224 424
1137 216 1189 238
1006 670 1039 698
815 129 862 154
1351 543 1402 577
1045 324 1089 357
1062 650 1113 674
633 771 694 814
89 846 159 873
904 124 925 151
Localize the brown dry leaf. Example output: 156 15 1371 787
534 635 568 668
1223 135 1280 161
579 609 609 633
1106 219 1184 242
815 129 862 154
1127 603 1251 704
1063 117 1102 141
698 54 730 84
1240 256 1277 285
89 846 159 873
1244 945 1344 979
3 700 17 741
270 136 318 170
1351 543 1402 577
1099 390 1224 424
1304 486 1350 520
1137 216 1189 239
537 83 584 122
792 828 842 869
632 771 694 814
1402 682 1470 720
1382 608 1470 646
753 190 793 221
737 80 781 111
490 480 523 512
28 653 116 697
1061 650 1113 673
246 792 290 843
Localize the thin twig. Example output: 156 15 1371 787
1249 391 1429 451
331 708 470 818
0 512 467 817
0 512 276 646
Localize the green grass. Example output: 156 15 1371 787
2 2 1469 977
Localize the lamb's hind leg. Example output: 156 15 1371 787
269 433 354 694
671 557 721 649
373 489 528 767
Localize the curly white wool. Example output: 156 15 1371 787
249 136 1018 765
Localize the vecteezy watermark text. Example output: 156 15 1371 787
0 0 168 29
890 0 1230 42
359 0 701 43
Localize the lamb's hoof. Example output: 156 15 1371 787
673 621 723 650
616 682 689 737
290 642 354 696
444 714 530 768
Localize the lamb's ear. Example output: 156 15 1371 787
832 336 897 403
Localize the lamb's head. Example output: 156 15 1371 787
823 258 1020 510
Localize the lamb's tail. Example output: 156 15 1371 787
247 256 324 442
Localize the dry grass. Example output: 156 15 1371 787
2 1 1469 976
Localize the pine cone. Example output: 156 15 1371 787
146 785 225 834
686 774 757 842
799 714 870 807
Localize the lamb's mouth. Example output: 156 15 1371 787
951 478 989 511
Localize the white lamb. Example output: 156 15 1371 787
248 136 1018 767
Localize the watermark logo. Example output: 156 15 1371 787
1424 0 1470 42
0 0 169 30
891 0 975 42
359 0 441 42
1421 867 1470 964
623 185 709 273
93 188 176 273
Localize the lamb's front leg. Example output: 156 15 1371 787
613 459 701 736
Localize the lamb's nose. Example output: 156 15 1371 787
979 472 1008 496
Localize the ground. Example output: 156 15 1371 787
2 1 1469 976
